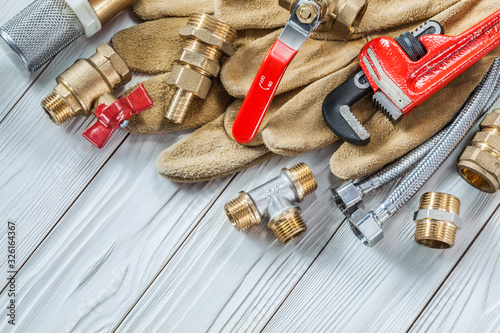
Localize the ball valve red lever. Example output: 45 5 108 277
83 84 153 149
231 0 322 144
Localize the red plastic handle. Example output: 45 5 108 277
232 39 298 144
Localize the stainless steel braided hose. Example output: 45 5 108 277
349 58 500 247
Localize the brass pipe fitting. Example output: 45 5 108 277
41 44 131 125
166 14 237 124
89 0 138 26
224 163 318 243
279 0 368 39
457 109 500 193
413 192 462 249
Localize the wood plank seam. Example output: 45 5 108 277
405 202 500 332
112 173 239 332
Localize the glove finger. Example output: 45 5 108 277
134 0 214 21
111 17 187 74
221 29 366 98
157 114 275 182
125 74 232 135
330 52 500 180
214 0 289 30
261 61 374 155
224 86 304 146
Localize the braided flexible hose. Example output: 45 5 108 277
375 58 500 224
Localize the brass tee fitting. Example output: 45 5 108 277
279 0 368 39
41 44 131 125
457 109 500 193
166 14 237 124
224 163 318 243
413 192 462 249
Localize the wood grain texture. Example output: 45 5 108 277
0 132 232 332
409 208 500 332
0 10 141 281
263 123 500 333
116 145 404 333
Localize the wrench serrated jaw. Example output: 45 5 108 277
373 91 404 124
339 105 370 144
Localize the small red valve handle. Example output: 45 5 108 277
83 84 153 149
232 39 298 144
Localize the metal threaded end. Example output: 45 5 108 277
415 220 457 249
224 192 260 231
41 92 73 125
285 163 318 201
187 14 237 44
414 192 461 249
183 38 224 63
166 89 198 124
268 207 307 243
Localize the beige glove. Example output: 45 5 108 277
157 0 500 183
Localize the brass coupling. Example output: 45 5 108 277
279 0 368 39
41 44 131 125
166 14 237 124
413 192 462 249
224 163 318 243
457 109 500 193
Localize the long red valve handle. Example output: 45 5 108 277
232 39 298 144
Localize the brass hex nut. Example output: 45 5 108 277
331 0 368 39
179 26 235 56
480 111 500 130
93 44 132 86
458 146 500 192
473 131 500 152
177 49 221 77
167 65 212 99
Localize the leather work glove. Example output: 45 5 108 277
157 0 499 183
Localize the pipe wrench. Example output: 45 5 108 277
232 0 367 144
323 9 500 146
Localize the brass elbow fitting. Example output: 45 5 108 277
413 192 462 249
41 44 131 125
224 163 318 243
457 109 500 193
166 14 237 124
279 0 368 39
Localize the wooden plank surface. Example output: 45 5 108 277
410 208 500 332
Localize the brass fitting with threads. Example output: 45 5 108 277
166 14 237 124
457 109 500 193
413 192 462 249
41 44 131 125
278 0 368 39
224 163 318 243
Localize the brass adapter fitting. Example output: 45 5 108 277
413 192 462 249
89 0 138 26
279 0 368 39
41 44 131 125
224 163 318 243
166 14 237 124
457 109 500 193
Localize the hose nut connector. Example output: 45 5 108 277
279 0 368 39
41 44 131 125
413 192 462 249
224 163 318 243
458 109 500 193
166 14 236 124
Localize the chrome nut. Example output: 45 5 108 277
332 181 363 217
348 209 384 247
167 65 212 99
179 26 235 56
413 208 462 229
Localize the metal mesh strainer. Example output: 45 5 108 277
0 0 85 73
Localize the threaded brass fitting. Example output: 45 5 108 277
457 109 500 193
413 192 462 249
279 0 368 39
224 163 318 243
166 14 236 124
41 44 131 125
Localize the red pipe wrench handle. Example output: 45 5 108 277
232 39 298 144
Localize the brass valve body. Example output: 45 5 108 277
224 163 318 243
166 14 237 124
413 192 462 249
279 0 368 39
458 109 500 193
41 44 131 125
89 0 138 26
